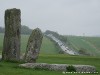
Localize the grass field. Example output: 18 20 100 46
66 36 100 56
1 33 100 56
0 54 100 75
0 33 59 54
0 33 3 54
0 33 100 75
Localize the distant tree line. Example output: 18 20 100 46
21 25 32 34
0 25 32 35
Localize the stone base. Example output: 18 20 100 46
19 63 96 73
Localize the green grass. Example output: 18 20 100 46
0 33 59 54
67 36 100 56
0 61 61 75
1 33 100 56
85 37 100 51
0 33 100 75
0 33 3 54
20 34 29 53
21 34 59 54
0 54 100 75
40 37 59 54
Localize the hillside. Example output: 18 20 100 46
21 34 59 54
44 30 100 56
0 33 59 54
66 36 100 56
0 33 100 56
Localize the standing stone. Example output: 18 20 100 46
24 28 43 63
2 8 21 61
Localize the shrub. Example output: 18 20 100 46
67 65 76 72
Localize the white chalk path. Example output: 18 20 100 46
46 34 77 55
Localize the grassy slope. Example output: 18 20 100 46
1 33 100 56
67 36 100 56
40 36 59 54
21 34 59 54
0 33 59 54
0 54 100 75
0 33 3 54
85 37 100 51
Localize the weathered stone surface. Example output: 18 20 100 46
19 63 67 71
49 64 67 71
2 8 21 61
19 63 50 69
73 65 96 73
24 28 43 63
19 63 96 72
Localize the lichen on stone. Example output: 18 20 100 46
24 28 43 63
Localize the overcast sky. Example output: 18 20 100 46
0 0 100 36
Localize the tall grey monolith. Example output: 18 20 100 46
2 8 21 61
24 28 43 63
